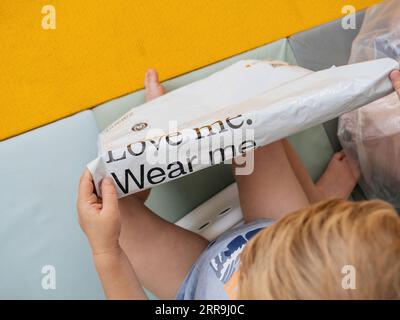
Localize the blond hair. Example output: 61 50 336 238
239 199 400 299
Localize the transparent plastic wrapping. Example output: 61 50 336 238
339 92 400 206
338 0 400 207
348 0 400 64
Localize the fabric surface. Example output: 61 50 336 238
0 111 104 299
0 0 379 140
176 218 273 300
289 11 366 71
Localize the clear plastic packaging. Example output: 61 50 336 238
348 0 400 64
338 0 400 207
339 92 400 206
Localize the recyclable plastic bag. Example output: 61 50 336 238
88 58 397 198
338 0 400 207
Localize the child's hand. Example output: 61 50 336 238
77 169 121 256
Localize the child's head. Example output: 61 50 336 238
239 199 400 299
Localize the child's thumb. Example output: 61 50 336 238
101 177 119 214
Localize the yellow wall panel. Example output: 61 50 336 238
0 0 380 139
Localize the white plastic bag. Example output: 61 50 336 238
338 0 400 207
88 58 397 198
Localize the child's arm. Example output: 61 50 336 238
93 247 147 300
77 170 147 300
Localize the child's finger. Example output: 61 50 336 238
101 177 119 214
390 70 400 99
78 169 96 204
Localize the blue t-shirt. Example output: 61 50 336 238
176 219 273 300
